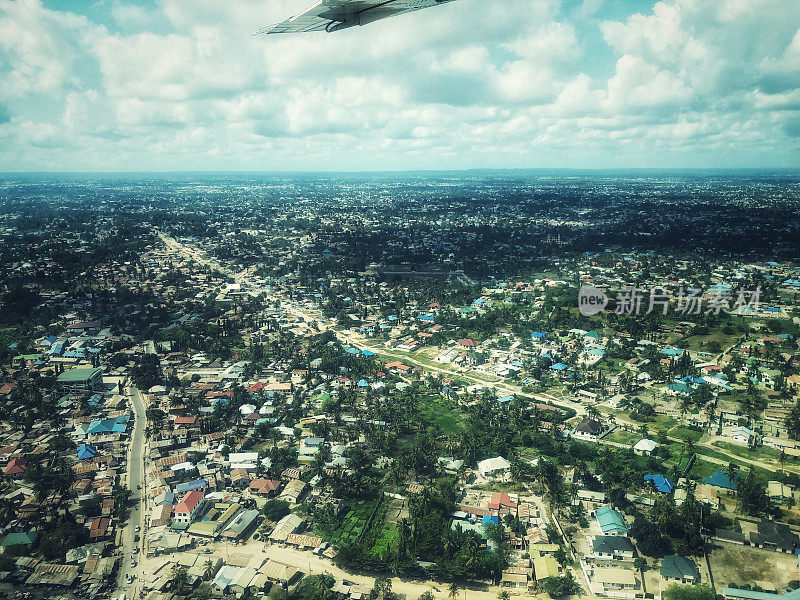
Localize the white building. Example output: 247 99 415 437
478 456 511 479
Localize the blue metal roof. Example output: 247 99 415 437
596 506 627 534
644 474 674 494
175 479 206 494
702 471 737 490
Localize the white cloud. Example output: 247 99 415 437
0 0 798 170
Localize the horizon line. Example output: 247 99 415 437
2 167 800 176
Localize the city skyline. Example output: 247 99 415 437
1 0 799 171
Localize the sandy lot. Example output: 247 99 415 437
709 543 799 593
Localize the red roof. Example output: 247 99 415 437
175 490 204 514
488 493 517 510
174 416 197 425
4 457 26 475
459 339 477 347
247 382 266 392
249 478 281 494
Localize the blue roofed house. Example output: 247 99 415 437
86 414 130 437
175 479 208 494
702 471 737 493
661 555 700 584
666 382 693 397
596 506 628 536
644 474 674 494
77 444 99 460
661 347 684 358
0 531 37 552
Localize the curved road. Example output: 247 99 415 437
158 232 799 477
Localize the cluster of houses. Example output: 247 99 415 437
0 322 136 597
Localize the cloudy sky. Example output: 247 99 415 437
1 0 799 171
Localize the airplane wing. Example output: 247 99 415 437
256 0 456 35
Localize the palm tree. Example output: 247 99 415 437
449 582 461 600
169 565 189 594
203 559 216 580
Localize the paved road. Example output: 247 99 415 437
158 233 800 477
114 383 147 598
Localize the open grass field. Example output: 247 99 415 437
712 441 782 463
316 500 378 547
668 425 705 443
682 331 739 352
606 429 640 446
418 395 462 434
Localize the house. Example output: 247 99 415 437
596 506 628 536
767 481 798 505
174 490 205 525
249 478 281 497
86 414 130 436
644 474 674 494
175 479 207 495
0 531 38 552
592 536 635 560
633 438 658 456
477 456 511 479
533 554 562 582
4 457 26 477
666 382 692 397
750 519 800 553
573 418 610 441
262 560 302 585
269 513 303 542
488 493 517 511
57 367 103 391
714 528 747 546
221 509 261 541
594 567 638 591
76 444 98 460
660 555 700 584
702 471 737 493
279 479 307 504
576 490 606 516
730 426 755 446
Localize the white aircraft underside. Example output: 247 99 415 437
257 0 457 34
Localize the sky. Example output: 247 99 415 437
0 0 799 172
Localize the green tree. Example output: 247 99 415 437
169 565 190 595
448 582 460 600
786 405 800 440
371 576 394 600
662 584 715 600
262 499 291 522
542 572 581 598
